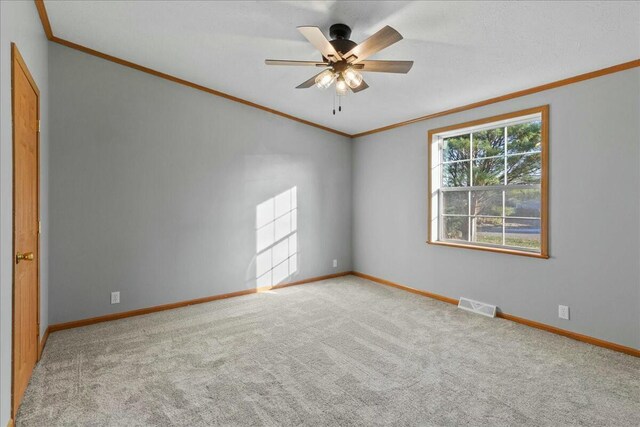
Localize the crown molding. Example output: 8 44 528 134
34 0 53 39
34 0 351 138
35 0 640 139
352 59 640 138
49 36 352 137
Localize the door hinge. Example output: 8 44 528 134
37 120 41 133
38 220 42 234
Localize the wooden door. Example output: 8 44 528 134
12 43 40 417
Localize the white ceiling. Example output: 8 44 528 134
46 1 640 135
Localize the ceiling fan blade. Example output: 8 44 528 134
297 26 342 62
265 59 328 67
343 26 403 63
358 60 413 73
296 71 325 89
350 80 369 93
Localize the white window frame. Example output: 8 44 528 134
427 106 549 258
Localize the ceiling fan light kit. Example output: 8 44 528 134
343 68 363 89
314 69 336 89
266 23 413 113
335 76 349 96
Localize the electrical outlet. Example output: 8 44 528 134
558 305 569 320
111 291 120 304
333 259 338 268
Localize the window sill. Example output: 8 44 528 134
427 240 549 259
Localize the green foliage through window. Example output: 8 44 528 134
436 117 543 252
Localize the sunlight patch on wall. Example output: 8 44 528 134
256 187 297 288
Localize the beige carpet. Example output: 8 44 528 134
17 276 640 426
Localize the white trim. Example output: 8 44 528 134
431 113 543 253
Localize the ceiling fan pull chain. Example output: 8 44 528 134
333 92 336 115
267 24 411 95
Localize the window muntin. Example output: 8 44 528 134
429 108 547 257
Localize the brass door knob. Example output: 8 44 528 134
16 252 34 263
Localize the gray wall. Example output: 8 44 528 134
352 68 640 349
0 1 50 424
36 18 640 362
49 43 352 324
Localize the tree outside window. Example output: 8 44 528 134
428 107 548 257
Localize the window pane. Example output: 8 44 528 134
442 161 469 187
473 127 504 158
471 217 502 245
505 188 541 218
507 120 541 155
472 157 504 186
507 153 541 184
443 216 469 241
470 189 502 217
434 113 544 253
442 191 468 215
443 134 470 162
505 218 540 250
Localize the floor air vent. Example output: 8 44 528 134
458 297 497 318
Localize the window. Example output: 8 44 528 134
428 106 548 258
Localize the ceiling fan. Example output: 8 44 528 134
265 24 413 98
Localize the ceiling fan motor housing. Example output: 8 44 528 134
326 24 357 60
330 23 351 40
266 22 411 94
